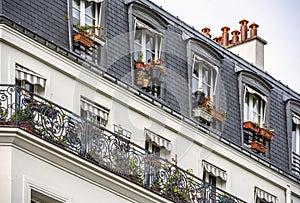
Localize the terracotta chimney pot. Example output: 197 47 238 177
249 22 259 37
221 26 230 46
201 27 212 38
231 30 240 44
239 19 249 41
217 36 222 45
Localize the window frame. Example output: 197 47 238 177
192 54 218 101
133 18 163 63
80 97 109 127
243 85 267 126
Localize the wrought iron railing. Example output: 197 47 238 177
0 85 246 203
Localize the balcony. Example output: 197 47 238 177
0 85 246 203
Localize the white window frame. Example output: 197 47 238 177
192 54 218 101
292 113 300 155
243 85 267 126
72 0 102 35
134 18 163 62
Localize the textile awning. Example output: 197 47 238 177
15 65 46 88
80 99 109 121
146 130 171 151
255 187 278 203
292 113 300 125
87 0 104 3
203 160 227 181
245 85 267 102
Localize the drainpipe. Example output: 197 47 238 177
286 185 291 203
239 19 249 41
231 30 240 44
221 26 230 46
249 22 259 38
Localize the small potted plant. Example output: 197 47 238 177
136 70 144 86
74 22 105 48
135 51 145 69
142 75 150 88
243 121 260 133
250 141 266 153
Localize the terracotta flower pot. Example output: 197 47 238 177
74 33 93 48
135 62 144 69
250 141 266 153
258 128 275 141
243 121 260 133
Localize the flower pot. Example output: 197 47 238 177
135 62 144 69
258 128 275 141
210 109 225 122
151 66 161 81
194 91 205 106
74 33 93 48
142 78 149 88
20 122 34 133
250 141 266 153
193 108 213 122
243 121 260 133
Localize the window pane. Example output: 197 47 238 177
192 76 199 93
244 92 249 121
146 33 154 50
73 0 80 9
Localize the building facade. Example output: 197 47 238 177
0 0 299 202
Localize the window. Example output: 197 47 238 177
15 64 46 95
31 190 63 203
292 113 300 175
202 161 227 189
254 187 278 203
72 0 102 32
134 18 163 63
80 98 109 127
192 55 218 101
244 86 267 126
72 0 104 64
145 129 171 159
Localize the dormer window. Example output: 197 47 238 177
243 85 267 126
72 0 105 64
134 18 163 63
192 55 218 101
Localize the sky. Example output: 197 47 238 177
150 0 300 94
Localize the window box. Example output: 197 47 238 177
250 141 266 153
193 108 213 123
258 127 275 141
210 109 225 122
243 121 260 133
74 33 94 48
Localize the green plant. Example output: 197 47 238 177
75 22 106 38
11 108 34 122
136 51 144 63
251 121 260 128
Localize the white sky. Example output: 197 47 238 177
150 0 300 93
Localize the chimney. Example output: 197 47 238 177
231 30 240 44
213 36 222 45
249 22 259 38
228 20 267 70
239 19 249 41
221 26 230 46
201 27 212 38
